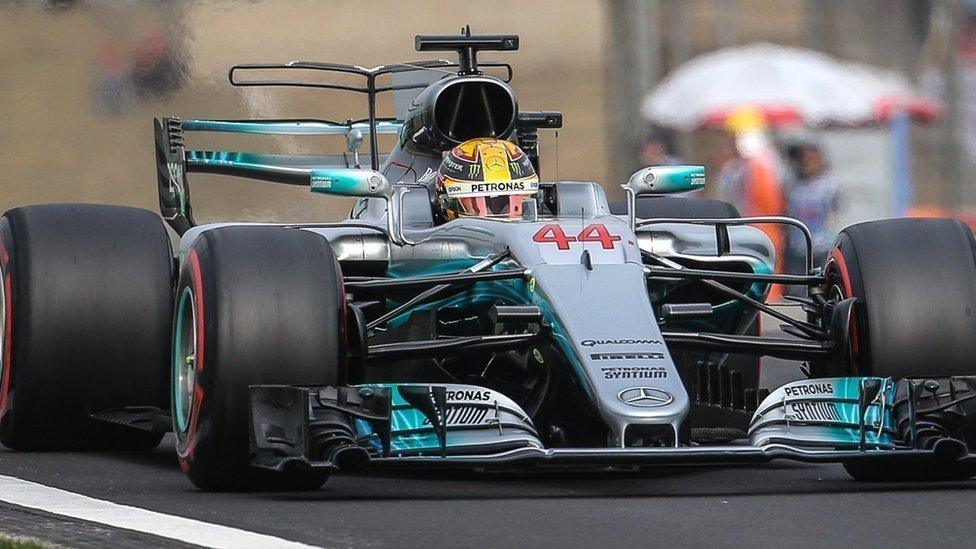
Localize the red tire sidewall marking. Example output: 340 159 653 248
178 249 206 466
0 239 12 416
827 246 861 371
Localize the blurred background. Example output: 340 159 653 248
2 0 975 238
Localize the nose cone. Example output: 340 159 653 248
527 262 690 446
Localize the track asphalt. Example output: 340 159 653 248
2 435 976 548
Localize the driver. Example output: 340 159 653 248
435 138 539 220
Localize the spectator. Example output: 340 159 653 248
714 108 787 298
640 130 682 167
785 141 840 278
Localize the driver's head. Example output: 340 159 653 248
436 138 539 220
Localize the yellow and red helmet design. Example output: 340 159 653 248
436 138 539 219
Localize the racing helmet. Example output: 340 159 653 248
436 138 539 220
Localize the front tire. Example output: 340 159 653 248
823 218 976 481
823 218 976 379
173 226 345 491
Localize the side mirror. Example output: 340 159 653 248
311 169 408 245
310 169 392 198
623 165 705 196
621 165 706 229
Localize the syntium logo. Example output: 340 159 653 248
789 402 841 422
601 366 668 380
422 406 490 426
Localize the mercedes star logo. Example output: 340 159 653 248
617 387 673 408
485 155 506 172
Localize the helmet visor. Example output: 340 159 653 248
455 195 527 218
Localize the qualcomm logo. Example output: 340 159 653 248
617 387 673 408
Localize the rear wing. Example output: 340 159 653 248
154 109 561 236
153 32 561 236
154 54 516 236
153 116 402 235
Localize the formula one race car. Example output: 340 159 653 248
2 30 976 490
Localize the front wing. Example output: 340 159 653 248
248 377 976 472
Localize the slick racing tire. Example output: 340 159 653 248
0 205 173 450
823 218 976 379
823 218 976 482
173 226 345 491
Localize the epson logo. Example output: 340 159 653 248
581 339 663 347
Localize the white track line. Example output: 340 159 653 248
0 474 320 548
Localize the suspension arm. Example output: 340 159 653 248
365 249 513 331
644 266 822 286
661 331 832 361
346 269 527 291
367 333 540 361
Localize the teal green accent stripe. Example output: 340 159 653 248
185 150 309 171
181 119 402 136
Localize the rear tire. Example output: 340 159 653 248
0 205 173 450
173 226 345 491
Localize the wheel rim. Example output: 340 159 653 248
173 287 197 434
823 256 862 372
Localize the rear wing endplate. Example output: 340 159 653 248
153 117 401 235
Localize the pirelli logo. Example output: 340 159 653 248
590 352 665 361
